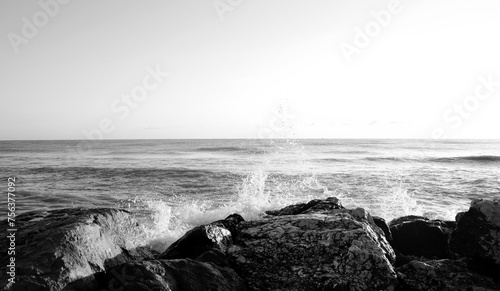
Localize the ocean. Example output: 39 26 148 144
1 139 499 251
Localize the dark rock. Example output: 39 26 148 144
229 205 396 291
396 258 500 291
69 259 247 291
0 208 154 291
450 199 500 269
389 216 454 259
265 197 343 216
196 249 230 267
390 215 429 226
392 249 421 267
11 197 500 291
373 215 393 242
456 211 466 222
158 213 244 260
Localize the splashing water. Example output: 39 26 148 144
374 181 424 221
129 167 336 252
232 169 332 220
136 199 185 251
127 137 355 251
124 137 462 251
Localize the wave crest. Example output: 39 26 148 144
430 155 500 163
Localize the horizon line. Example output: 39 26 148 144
1 137 500 142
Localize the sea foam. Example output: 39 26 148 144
120 139 466 252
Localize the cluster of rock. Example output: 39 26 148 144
1 198 499 290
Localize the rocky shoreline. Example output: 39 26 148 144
1 198 499 291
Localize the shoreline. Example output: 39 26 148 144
1 197 499 290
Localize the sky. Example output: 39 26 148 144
1 0 500 140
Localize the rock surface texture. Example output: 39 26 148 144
450 199 500 267
84 259 247 291
0 208 153 291
159 214 244 260
265 197 344 216
229 206 397 291
3 197 500 291
397 259 499 291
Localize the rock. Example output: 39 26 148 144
373 215 392 242
0 208 154 291
195 249 230 266
390 215 428 226
158 213 244 260
74 259 247 291
11 197 500 291
389 216 454 260
450 199 500 269
229 205 397 291
396 258 500 291
265 197 343 216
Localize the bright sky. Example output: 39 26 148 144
1 0 499 140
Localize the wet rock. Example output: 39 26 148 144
389 216 454 259
158 214 244 260
450 199 500 269
265 197 343 216
72 259 247 291
0 208 154 291
396 258 500 291
229 206 396 291
373 215 392 242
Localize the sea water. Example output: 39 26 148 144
1 139 499 251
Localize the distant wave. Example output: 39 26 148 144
318 155 500 164
24 166 238 180
316 158 350 162
324 150 373 154
197 146 244 152
317 156 413 163
196 147 267 154
363 157 409 162
364 155 500 163
429 155 500 163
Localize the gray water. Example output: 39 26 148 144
1 139 499 249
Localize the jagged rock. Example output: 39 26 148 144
80 259 247 291
396 259 500 291
0 208 154 291
158 213 244 260
229 206 397 291
389 216 454 260
265 197 343 216
450 199 500 268
10 197 500 291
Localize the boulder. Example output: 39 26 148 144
389 216 454 260
67 259 247 291
11 197 500 291
265 197 343 216
0 208 154 291
450 199 500 269
229 206 397 291
396 259 500 291
158 214 244 260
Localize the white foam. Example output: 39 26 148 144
371 181 424 221
128 168 333 252
126 139 461 252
